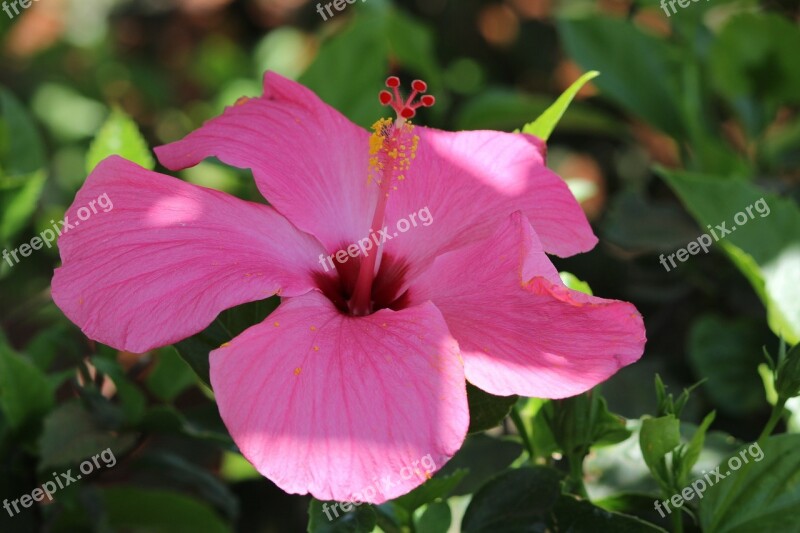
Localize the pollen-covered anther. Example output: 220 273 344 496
378 76 436 121
367 117 419 185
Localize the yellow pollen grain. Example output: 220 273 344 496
313 346 320 351
234 96 250 107
294 367 302 376
273 321 280 327
220 342 231 348
310 326 317 331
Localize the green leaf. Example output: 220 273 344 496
677 411 716 486
0 340 54 437
91 356 147 425
659 168 800 344
0 87 45 177
586 420 741 502
639 415 681 491
455 89 622 134
461 466 664 532
461 467 561 532
385 9 444 101
86 108 154 173
591 396 633 447
545 393 630 457
307 499 377 533
603 189 703 252
0 170 46 248
558 15 684 137
414 501 451 533
436 434 523 496
136 451 239 520
219 451 260 482
393 469 467 514
522 397 559 460
101 487 232 533
301 6 443 128
147 348 198 402
559 272 593 296
552 495 667 532
174 298 279 387
594 492 674 527
710 13 800 135
38 401 137 470
776 343 800 401
688 315 770 416
466 383 517 433
520 70 599 141
0 88 47 248
700 435 799 532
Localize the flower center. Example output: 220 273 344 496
346 77 435 316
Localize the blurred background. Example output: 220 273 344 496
1 0 799 531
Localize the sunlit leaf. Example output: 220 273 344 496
86 108 155 172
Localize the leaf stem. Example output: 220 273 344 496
566 453 589 499
671 508 684 533
758 400 785 443
510 406 536 462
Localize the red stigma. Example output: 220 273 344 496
411 80 427 92
379 90 393 105
379 76 435 121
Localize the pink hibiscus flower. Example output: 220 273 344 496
52 72 645 503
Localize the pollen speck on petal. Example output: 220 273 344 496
294 367 302 376
274 321 280 327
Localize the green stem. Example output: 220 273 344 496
510 406 536 462
758 400 786 442
671 506 684 533
567 453 589 499
709 400 785 530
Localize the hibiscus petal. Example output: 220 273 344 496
52 156 325 353
210 291 468 503
381 127 597 281
155 72 375 252
406 212 645 399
